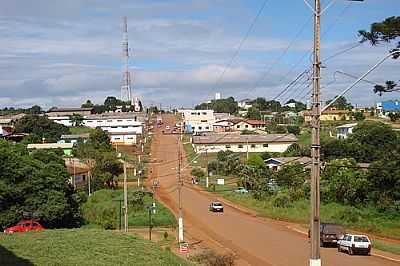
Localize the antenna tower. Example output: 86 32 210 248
121 16 132 102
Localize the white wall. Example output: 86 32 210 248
193 142 293 153
180 109 215 133
110 134 137 145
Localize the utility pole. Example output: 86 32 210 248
177 133 184 243
310 0 321 265
123 161 128 233
206 149 209 188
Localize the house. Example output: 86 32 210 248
300 108 352 122
64 158 90 187
27 143 74 157
238 99 253 110
178 109 215 133
49 112 144 145
47 107 93 117
212 120 235 132
0 125 13 137
58 133 90 145
232 119 266 131
264 157 312 171
376 100 400 117
192 133 297 153
336 123 357 139
0 113 26 125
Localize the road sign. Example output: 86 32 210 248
179 242 189 253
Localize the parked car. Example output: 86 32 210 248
209 202 224 212
234 187 249 193
337 234 371 255
166 125 170 130
4 220 44 234
320 223 345 247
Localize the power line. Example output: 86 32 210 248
202 0 271 104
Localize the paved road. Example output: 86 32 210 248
149 114 399 266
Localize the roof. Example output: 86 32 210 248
336 123 358 129
265 157 311 165
241 119 266 126
107 131 140 136
47 107 93 112
301 109 350 116
192 133 297 144
27 143 74 149
60 133 90 139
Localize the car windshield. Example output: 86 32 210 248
213 203 222 206
354 236 369 242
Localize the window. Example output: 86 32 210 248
114 137 121 140
225 145 231 148
201 120 208 122
245 125 249 128
202 112 207 115
205 126 209 129
87 120 93 123
251 144 256 148
122 126 128 128
117 119 123 122
97 120 102 122
107 120 112 122
263 144 268 147
127 119 132 122
238 144 243 148
198 126 202 130
111 126 117 128
236 125 240 128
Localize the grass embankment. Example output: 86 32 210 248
69 126 95 135
218 192 400 240
373 240 400 255
82 189 176 229
0 229 192 266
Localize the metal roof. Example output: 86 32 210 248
193 133 297 144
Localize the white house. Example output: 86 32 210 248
232 119 266 131
264 157 311 171
178 109 215 133
336 123 357 139
192 133 297 153
238 99 253 110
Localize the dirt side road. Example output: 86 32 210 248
149 114 399 266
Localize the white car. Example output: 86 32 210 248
337 234 371 255
166 125 170 130
209 202 224 212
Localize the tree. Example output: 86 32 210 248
29 105 42 114
0 140 82 230
81 100 94 108
246 107 261 120
14 115 69 143
321 159 370 205
286 125 300 135
388 112 400 122
246 154 265 169
273 163 308 191
195 97 238 114
69 113 84 127
325 96 353 110
359 16 400 94
359 16 400 58
352 111 365 121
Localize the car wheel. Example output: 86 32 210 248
337 245 341 252
320 241 324 247
348 247 353 255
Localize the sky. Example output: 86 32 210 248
0 0 399 110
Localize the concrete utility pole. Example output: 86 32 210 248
123 161 128 233
177 133 184 243
206 149 209 188
310 0 321 265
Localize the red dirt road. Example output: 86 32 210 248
149 114 398 266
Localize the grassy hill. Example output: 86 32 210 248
0 229 192 266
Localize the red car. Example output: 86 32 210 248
4 220 44 234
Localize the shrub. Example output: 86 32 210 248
189 250 236 266
271 191 292 208
191 168 205 178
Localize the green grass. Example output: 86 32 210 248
218 192 400 240
372 240 400 255
0 229 192 266
82 189 176 229
69 126 95 135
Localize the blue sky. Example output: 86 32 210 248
0 0 399 109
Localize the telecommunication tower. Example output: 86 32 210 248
121 16 132 103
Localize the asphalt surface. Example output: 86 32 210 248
149 114 399 266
